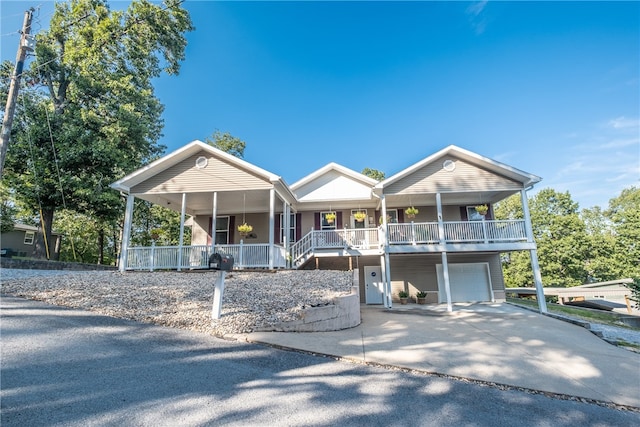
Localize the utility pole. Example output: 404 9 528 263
0 8 35 179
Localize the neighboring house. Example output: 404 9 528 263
0 223 62 260
111 141 547 312
508 279 637 314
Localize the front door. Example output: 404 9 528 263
364 266 384 304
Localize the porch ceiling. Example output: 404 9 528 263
135 189 284 216
381 189 521 208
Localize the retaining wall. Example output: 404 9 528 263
0 258 116 271
256 286 361 332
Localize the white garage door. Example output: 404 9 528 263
436 263 492 303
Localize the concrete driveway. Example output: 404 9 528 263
246 303 640 408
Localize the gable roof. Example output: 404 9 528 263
291 162 379 191
291 163 379 205
374 145 542 194
110 140 285 193
5 223 62 236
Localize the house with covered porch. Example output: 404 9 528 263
111 141 547 313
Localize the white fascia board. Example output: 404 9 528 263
110 140 283 194
291 162 378 191
374 145 541 195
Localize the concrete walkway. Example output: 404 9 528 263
246 303 640 408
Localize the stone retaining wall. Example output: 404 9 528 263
256 286 361 332
0 258 116 271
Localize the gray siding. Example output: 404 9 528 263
357 253 505 303
386 156 523 195
131 152 272 194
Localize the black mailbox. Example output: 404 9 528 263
209 253 234 271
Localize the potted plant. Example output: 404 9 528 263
354 211 367 222
475 204 489 216
415 290 428 304
325 212 336 224
237 223 253 237
398 290 409 305
405 206 419 219
379 214 393 225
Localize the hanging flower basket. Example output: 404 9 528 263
379 214 393 225
475 204 489 216
237 223 253 237
354 211 367 222
404 206 419 219
325 212 336 224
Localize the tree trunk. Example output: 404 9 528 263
113 230 119 267
97 227 105 265
33 208 55 259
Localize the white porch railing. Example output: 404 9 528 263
214 243 287 269
439 220 527 243
291 220 528 264
125 243 286 271
126 220 527 270
290 228 380 264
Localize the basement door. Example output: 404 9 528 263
364 266 384 304
436 263 493 303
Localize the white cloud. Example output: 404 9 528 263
600 137 639 149
466 1 488 18
541 118 640 208
608 116 640 129
465 1 489 35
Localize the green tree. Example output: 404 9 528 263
580 206 616 281
2 0 193 263
606 187 640 280
0 182 17 233
494 195 532 287
361 168 385 181
129 200 190 247
529 189 589 287
205 130 246 158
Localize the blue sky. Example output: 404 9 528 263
2 1 639 210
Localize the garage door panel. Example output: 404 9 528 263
437 263 492 303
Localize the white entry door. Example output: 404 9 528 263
436 263 492 303
364 266 384 304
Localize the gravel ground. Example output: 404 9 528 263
2 268 639 349
0 268 353 337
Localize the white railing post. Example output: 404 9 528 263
150 241 155 272
239 239 244 268
482 219 488 243
177 192 186 271
410 221 416 245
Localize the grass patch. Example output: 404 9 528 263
507 298 638 330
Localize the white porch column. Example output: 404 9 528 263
436 192 445 243
530 248 548 313
283 201 290 267
379 194 392 307
119 194 135 272
521 189 547 313
211 192 218 253
441 252 453 312
177 192 186 271
269 188 275 269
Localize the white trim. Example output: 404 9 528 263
374 145 541 195
23 230 35 245
291 162 378 191
119 194 135 272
